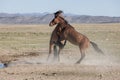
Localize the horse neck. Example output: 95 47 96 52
59 19 69 27
60 22 74 29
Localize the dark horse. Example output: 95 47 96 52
49 11 104 63
47 10 67 61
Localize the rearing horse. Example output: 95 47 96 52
49 11 104 63
47 10 66 61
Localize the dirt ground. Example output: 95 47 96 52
0 51 120 80
0 24 120 80
0 64 120 80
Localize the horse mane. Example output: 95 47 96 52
54 10 63 17
59 16 68 24
59 16 75 30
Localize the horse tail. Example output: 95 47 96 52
90 41 104 54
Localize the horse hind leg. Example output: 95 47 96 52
53 40 66 62
54 45 63 62
76 47 85 64
53 45 58 61
57 46 63 62
47 43 54 61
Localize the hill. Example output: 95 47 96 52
0 13 120 24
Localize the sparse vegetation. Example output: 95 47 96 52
0 24 120 80
0 24 120 55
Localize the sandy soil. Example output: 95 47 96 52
0 51 120 80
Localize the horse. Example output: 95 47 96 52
47 10 67 61
49 11 104 63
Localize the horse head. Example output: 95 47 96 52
49 10 65 26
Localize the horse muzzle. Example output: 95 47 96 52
49 22 53 27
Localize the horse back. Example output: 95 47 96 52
64 25 90 47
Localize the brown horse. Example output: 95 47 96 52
49 11 104 63
47 10 66 61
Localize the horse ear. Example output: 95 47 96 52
54 10 63 17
